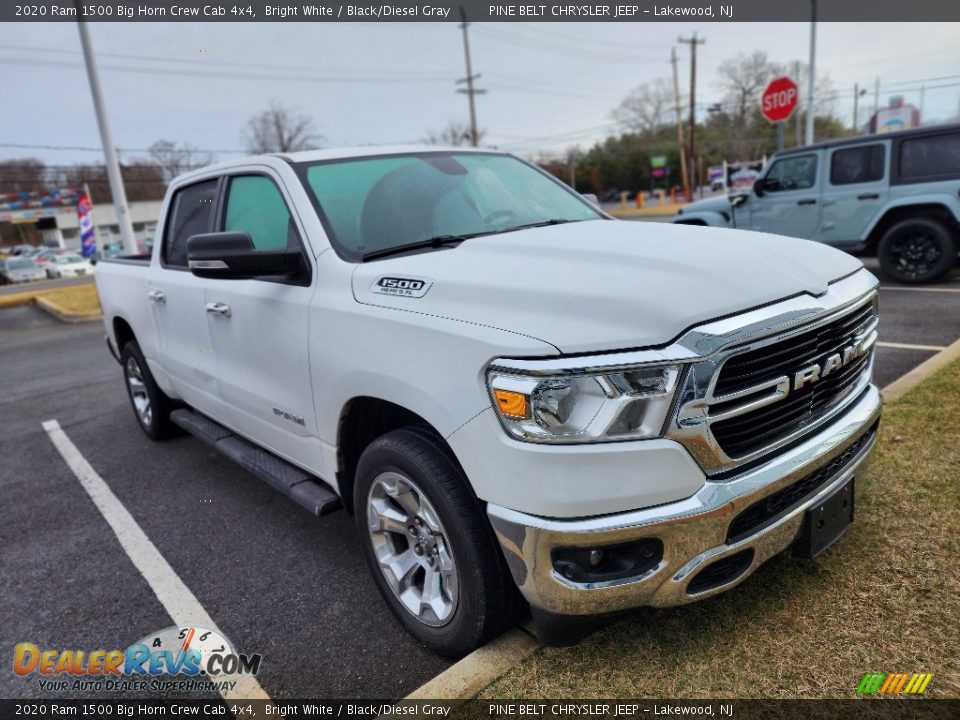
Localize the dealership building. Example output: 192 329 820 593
0 199 161 252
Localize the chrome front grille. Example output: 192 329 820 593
711 301 876 458
667 283 879 475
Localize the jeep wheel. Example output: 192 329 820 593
354 426 523 657
120 340 178 440
878 218 956 284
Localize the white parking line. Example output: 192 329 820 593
876 341 947 352
879 285 960 293
42 419 270 702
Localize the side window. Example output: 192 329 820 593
223 175 299 250
163 180 218 267
762 154 818 193
830 144 885 185
900 132 960 179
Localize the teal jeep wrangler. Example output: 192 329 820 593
674 124 960 283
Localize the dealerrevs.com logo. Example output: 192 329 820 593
13 626 262 693
857 673 933 695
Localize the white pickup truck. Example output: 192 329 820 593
96 146 882 656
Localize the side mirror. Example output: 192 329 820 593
753 179 766 197
581 192 600 207
186 232 302 279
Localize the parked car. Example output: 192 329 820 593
674 124 960 283
96 147 881 655
45 254 94 279
1 257 46 284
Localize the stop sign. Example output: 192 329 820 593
761 76 799 123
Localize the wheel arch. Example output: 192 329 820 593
336 396 456 515
112 316 136 353
864 202 960 253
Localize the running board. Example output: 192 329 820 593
170 408 342 516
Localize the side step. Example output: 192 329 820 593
170 408 342 516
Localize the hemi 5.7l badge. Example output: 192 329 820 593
371 276 433 298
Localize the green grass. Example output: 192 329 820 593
481 360 960 699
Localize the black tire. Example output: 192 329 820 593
353 425 524 657
878 217 957 284
119 339 178 440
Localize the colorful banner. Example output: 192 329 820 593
78 192 97 258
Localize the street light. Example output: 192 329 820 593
853 84 868 134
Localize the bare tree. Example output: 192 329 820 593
244 102 322 153
423 120 485 147
0 158 48 193
612 79 673 139
148 140 213 182
717 51 778 127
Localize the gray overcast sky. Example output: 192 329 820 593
2 21 959 166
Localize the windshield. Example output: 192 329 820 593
296 152 603 260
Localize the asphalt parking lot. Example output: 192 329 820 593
1 260 958 701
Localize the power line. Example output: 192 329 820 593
0 44 449 80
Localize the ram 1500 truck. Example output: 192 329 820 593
96 147 882 656
674 123 960 284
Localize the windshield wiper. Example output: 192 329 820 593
361 233 484 262
360 219 582 261
488 218 579 235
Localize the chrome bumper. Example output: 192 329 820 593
487 384 882 616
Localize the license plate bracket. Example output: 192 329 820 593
793 477 854 559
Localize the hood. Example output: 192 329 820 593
679 194 732 215
351 220 864 354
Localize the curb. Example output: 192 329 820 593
34 296 102 323
404 340 960 701
0 292 39 310
403 627 538 700
880 337 960 403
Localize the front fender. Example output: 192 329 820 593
671 211 732 228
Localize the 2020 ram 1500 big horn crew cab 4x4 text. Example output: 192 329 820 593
95 147 881 656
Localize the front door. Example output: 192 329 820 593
203 172 318 468
747 152 822 239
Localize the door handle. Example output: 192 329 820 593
147 290 166 304
797 199 817 206
205 302 231 318
857 193 880 200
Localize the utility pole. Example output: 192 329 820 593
794 61 802 146
805 0 817 145
456 7 486 147
678 32 705 199
76 14 137 255
670 47 689 198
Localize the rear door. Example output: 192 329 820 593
148 179 221 412
818 142 889 246
203 171 318 467
747 152 822 238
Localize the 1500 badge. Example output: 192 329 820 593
371 276 433 298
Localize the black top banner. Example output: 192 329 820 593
5 0 960 22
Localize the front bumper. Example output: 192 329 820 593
487 383 881 616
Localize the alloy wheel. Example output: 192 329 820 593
366 471 459 627
125 356 153 428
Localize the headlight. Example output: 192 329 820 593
487 363 681 443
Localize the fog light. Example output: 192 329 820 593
552 538 664 585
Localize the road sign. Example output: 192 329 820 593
651 155 667 169
761 76 798 123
